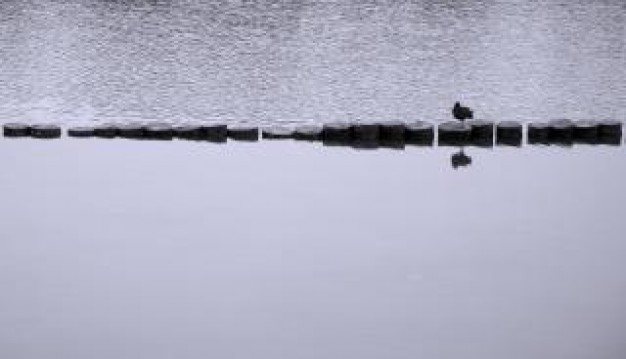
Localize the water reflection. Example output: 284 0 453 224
2 137 625 359
451 148 472 169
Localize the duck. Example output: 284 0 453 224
451 149 472 169
452 102 473 121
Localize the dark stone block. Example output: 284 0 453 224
323 122 352 144
378 121 405 141
203 124 228 142
467 120 494 147
352 124 380 143
118 124 145 139
294 125 323 141
438 121 471 146
67 127 95 138
31 124 62 139
262 126 295 139
548 119 574 144
598 120 622 137
173 125 203 140
378 121 405 148
497 136 522 147
596 135 621 146
573 120 599 144
3 123 31 137
93 124 119 138
597 120 622 145
350 141 379 150
227 125 259 141
527 123 550 145
405 121 434 146
496 121 522 146
145 124 174 140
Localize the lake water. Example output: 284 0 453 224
0 0 624 123
0 1 625 359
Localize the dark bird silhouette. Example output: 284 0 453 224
452 102 473 121
451 149 472 169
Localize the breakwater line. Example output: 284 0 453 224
2 120 623 148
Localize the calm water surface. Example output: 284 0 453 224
1 138 625 359
0 1 625 359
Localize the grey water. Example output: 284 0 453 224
0 0 624 123
0 1 625 359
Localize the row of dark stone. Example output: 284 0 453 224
2 123 256 142
435 120 623 146
2 120 623 147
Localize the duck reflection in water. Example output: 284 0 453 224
451 148 472 169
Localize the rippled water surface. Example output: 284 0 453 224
0 0 624 123
0 1 625 359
